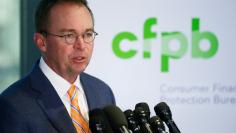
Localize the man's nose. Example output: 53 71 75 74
74 36 86 49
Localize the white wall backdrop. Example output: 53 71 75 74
86 0 236 133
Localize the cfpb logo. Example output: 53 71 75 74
112 18 219 72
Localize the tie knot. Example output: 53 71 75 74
67 84 77 100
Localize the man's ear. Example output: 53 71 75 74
34 32 47 52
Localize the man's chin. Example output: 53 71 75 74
72 66 86 75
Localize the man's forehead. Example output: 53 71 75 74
58 28 94 33
47 3 93 30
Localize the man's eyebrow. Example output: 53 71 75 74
85 28 95 32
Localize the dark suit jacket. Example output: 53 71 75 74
0 62 116 133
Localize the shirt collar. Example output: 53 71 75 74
39 57 82 98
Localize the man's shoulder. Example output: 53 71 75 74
80 72 116 106
80 72 113 94
80 72 109 86
0 75 31 100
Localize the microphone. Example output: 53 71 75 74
89 108 114 133
124 109 142 133
134 107 153 133
149 116 168 133
154 102 181 133
135 102 151 118
103 105 131 133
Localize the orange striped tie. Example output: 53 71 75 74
68 84 90 133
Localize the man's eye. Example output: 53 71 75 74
84 32 93 37
65 34 75 38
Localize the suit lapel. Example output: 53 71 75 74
30 63 77 133
80 73 101 111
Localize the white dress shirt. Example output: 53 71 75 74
39 57 89 121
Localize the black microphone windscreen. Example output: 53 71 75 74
154 102 181 133
134 107 154 133
154 102 172 122
149 116 165 132
134 106 149 121
103 105 128 131
89 108 114 133
135 102 151 117
124 109 133 118
124 109 142 133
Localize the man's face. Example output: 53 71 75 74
40 3 94 82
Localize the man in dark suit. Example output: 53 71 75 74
0 0 115 132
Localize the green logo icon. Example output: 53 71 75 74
112 18 219 72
